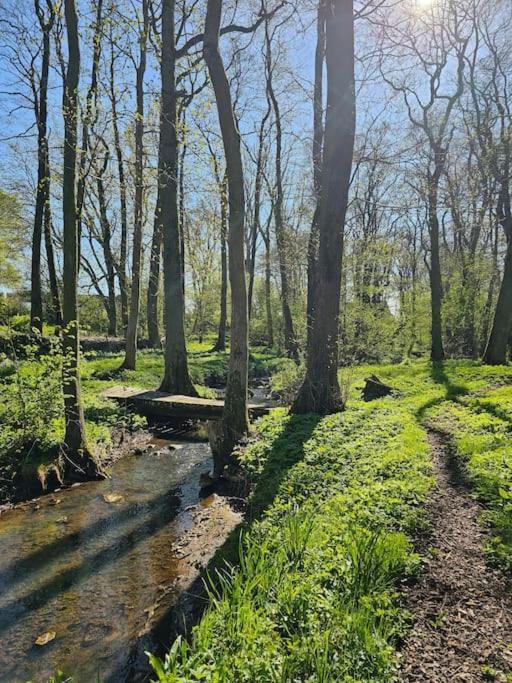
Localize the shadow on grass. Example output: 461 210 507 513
415 362 469 423
110 412 323 682
469 398 512 429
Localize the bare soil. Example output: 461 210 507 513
399 431 512 682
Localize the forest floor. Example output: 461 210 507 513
399 431 512 682
2 342 512 680
148 360 512 682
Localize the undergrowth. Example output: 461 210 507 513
350 360 512 571
0 336 288 501
150 400 433 681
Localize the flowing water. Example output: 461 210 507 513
0 437 214 682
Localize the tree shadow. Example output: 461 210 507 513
0 488 179 591
469 397 512 429
0 489 183 638
415 362 469 422
107 413 323 682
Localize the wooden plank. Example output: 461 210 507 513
103 386 272 420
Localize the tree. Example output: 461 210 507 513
264 16 299 363
61 0 103 479
306 0 326 351
204 0 249 465
31 0 61 332
201 132 228 353
473 2 512 365
380 0 471 361
107 23 129 333
293 0 355 414
122 0 149 370
158 0 198 394
0 190 26 290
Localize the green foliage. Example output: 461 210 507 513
0 189 27 290
150 392 433 682
422 375 512 570
0 334 63 495
347 360 512 571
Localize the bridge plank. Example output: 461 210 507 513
103 386 272 420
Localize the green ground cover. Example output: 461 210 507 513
358 361 512 570
151 360 512 681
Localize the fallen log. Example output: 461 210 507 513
362 375 394 401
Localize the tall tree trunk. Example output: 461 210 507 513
159 0 197 395
43 197 62 326
31 3 55 334
212 174 228 352
96 150 117 336
292 0 355 415
122 0 149 370
204 0 249 466
61 0 103 478
248 100 271 321
428 178 445 362
76 0 103 227
262 213 274 347
178 109 187 296
481 220 499 353
483 189 512 364
109 37 129 333
147 195 162 347
306 0 326 348
265 23 299 363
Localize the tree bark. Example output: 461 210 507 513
247 107 270 319
262 212 274 347
122 0 149 370
265 22 299 363
147 196 162 348
483 189 512 364
292 0 355 415
96 148 117 336
31 1 56 334
306 0 325 349
76 0 103 229
109 36 129 333
428 176 445 362
212 173 228 352
61 0 103 478
159 0 197 395
204 0 249 464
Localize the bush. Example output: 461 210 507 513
0 334 64 494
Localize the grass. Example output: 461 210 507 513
348 360 512 570
3 342 512 677
150 359 512 681
150 393 433 681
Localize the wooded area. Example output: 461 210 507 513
1 0 511 471
1 0 512 680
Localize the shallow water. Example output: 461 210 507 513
0 438 213 682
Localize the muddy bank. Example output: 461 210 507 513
0 428 157 512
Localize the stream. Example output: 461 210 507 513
0 435 219 682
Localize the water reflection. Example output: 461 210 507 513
0 439 212 682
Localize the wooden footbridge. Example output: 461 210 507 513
103 386 273 421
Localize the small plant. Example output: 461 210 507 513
481 664 498 680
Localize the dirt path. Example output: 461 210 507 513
399 431 512 682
